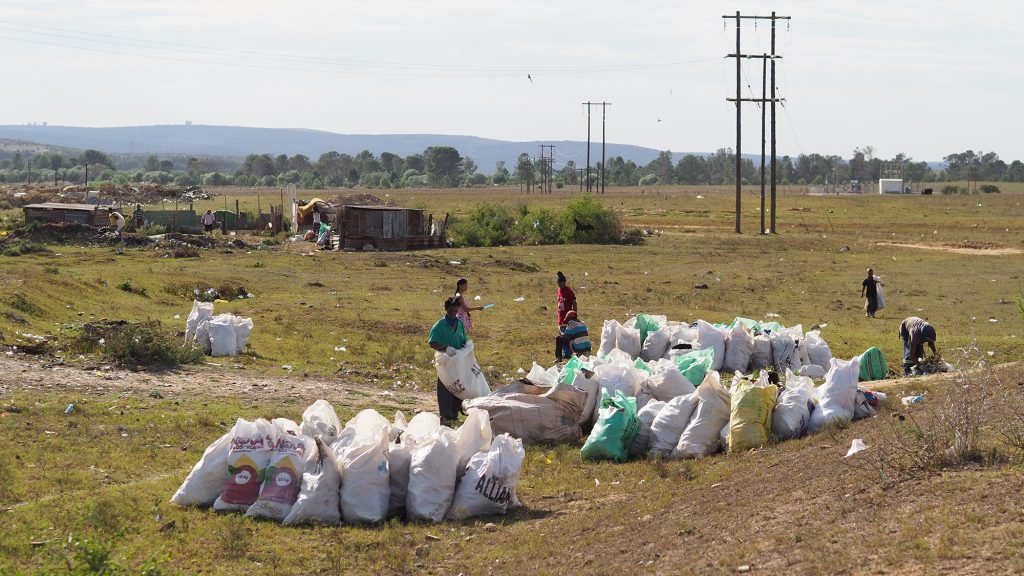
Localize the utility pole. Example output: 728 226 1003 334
759 54 767 235
583 101 610 193
723 11 790 234
584 102 592 192
577 168 585 192
539 145 556 193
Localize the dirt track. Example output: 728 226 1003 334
0 354 434 409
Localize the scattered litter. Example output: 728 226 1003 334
513 296 525 302
989 318 998 323
737 565 752 573
64 403 74 415
594 478 600 486
282 365 294 371
449 261 462 265
173 314 181 320
694 283 709 289
335 346 347 352
473 295 481 301
764 312 779 318
844 439 868 457
987 351 995 357
901 395 925 406
696 195 704 199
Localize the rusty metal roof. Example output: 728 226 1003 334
23 203 106 211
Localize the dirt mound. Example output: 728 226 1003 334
484 258 541 273
0 223 153 247
335 193 396 207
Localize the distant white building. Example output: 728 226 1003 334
878 178 906 194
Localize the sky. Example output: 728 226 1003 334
0 0 1022 164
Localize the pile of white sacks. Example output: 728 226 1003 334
515 315 880 459
184 300 253 357
170 400 525 523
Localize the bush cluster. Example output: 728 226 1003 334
447 195 633 248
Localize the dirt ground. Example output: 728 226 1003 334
875 240 1023 255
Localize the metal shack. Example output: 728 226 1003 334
23 203 112 225
336 205 447 251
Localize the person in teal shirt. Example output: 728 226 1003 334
428 297 468 425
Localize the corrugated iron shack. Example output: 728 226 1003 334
336 205 446 251
23 203 112 226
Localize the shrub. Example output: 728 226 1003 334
639 174 659 186
0 241 50 257
105 320 204 366
514 207 566 245
563 194 624 244
447 203 516 247
979 184 1001 194
941 185 959 195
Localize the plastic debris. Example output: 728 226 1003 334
64 403 74 415
844 439 868 457
901 394 925 406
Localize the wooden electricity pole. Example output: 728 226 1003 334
723 11 790 234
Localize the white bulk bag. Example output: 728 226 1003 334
722 323 755 373
246 432 314 522
695 320 726 371
807 357 861 433
629 400 667 457
387 412 440 518
446 434 526 520
749 335 772 370
208 314 238 357
594 361 645 398
648 392 699 456
407 427 460 523
184 300 213 344
804 330 833 370
434 340 490 400
772 372 816 440
300 399 343 443
598 320 620 357
615 325 642 358
674 371 731 459
283 437 342 525
669 324 698 347
640 326 671 361
232 316 253 353
645 359 696 401
573 371 601 427
454 409 493 478
170 429 233 507
797 364 826 379
213 418 278 511
340 434 390 523
770 332 799 373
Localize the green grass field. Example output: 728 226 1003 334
1 185 1023 574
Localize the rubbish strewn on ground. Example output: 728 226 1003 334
183 301 253 356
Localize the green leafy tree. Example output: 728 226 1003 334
80 149 114 169
424 146 463 187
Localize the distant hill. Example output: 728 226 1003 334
0 124 709 171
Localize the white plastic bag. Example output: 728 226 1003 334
808 357 861 433
339 410 391 523
648 392 699 456
804 330 833 370
232 315 253 353
213 418 277 511
772 371 816 440
454 408 493 477
722 323 755 373
208 314 238 357
640 326 671 361
406 427 460 523
770 332 799 373
434 340 490 400
797 364 826 379
749 335 772 370
446 434 526 520
630 400 666 457
598 320 620 357
615 325 642 358
184 300 213 344
695 320 726 371
283 437 342 525
246 432 313 521
300 399 343 443
594 362 645 399
674 371 731 459
170 429 233 507
526 362 560 386
645 358 696 401
387 412 439 518
874 276 886 311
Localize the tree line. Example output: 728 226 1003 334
1 145 1022 188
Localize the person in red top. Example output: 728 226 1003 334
556 271 577 326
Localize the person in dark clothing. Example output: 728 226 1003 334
861 268 880 317
428 297 468 426
555 310 592 361
899 316 937 375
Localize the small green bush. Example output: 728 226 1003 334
0 241 50 257
563 194 624 244
448 203 516 247
941 185 959 195
514 207 567 245
979 184 1001 194
104 320 203 366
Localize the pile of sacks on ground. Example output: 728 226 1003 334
460 314 885 463
170 400 525 523
184 300 253 357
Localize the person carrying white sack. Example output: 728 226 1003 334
428 297 468 427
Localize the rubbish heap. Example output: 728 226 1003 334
184 300 254 357
171 400 525 524
465 314 886 462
